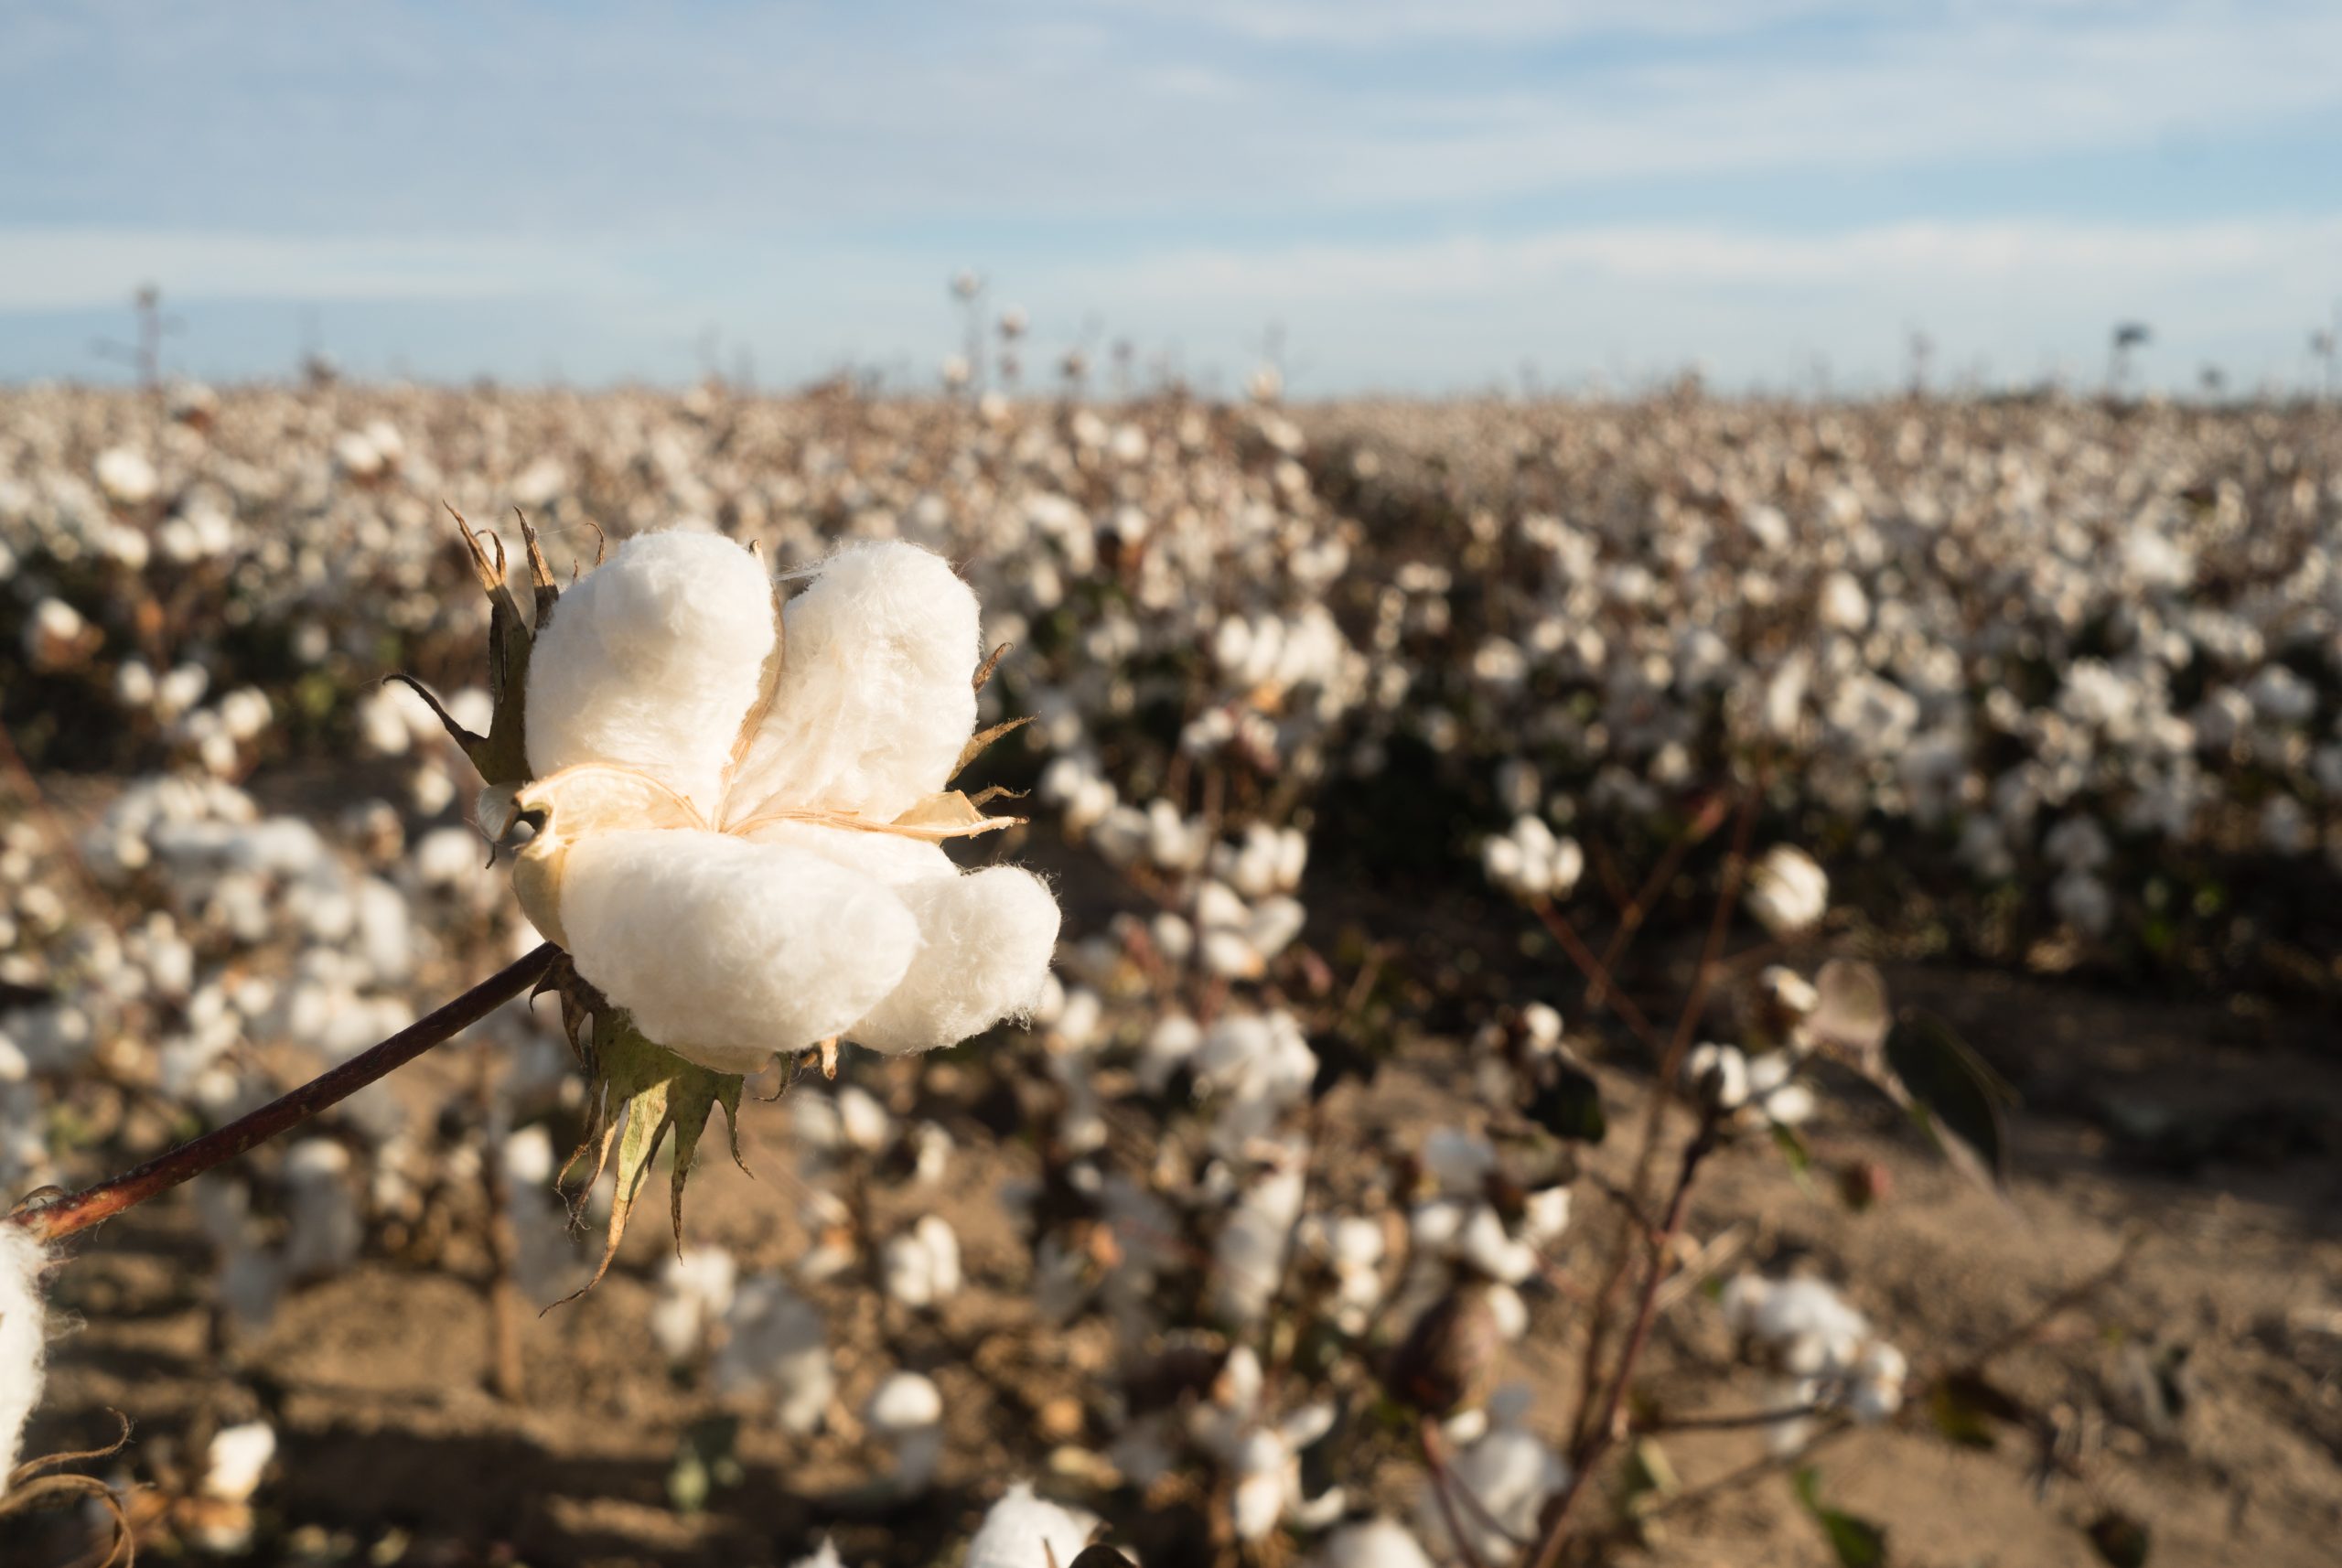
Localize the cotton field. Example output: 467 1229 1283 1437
0 381 2337 1568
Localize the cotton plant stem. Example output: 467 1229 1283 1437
7 944 558 1245
1572 786 1757 1449
1532 1128 1715 1568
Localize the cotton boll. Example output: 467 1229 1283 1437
281 1139 363 1279
714 1274 833 1434
963 1483 1101 1568
729 541 981 823
1745 845 1829 936
1683 1043 1750 1112
1413 1400 1566 1565
202 1421 276 1502
882 1215 963 1308
849 865 1060 1056
789 1540 844 1568
525 531 778 817
868 1370 946 1492
1212 1161 1307 1327
1 1226 48 1485
1849 1341 1907 1423
1316 1519 1435 1568
651 1245 739 1364
557 829 919 1074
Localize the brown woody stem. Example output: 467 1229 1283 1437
7 944 558 1245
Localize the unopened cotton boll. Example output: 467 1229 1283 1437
1 1226 47 1485
963 1483 1102 1568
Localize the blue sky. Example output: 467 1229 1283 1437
4 0 2338 393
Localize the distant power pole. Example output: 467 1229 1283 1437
2107 321 2151 398
91 285 181 389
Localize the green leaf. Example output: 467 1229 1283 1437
1770 1122 1817 1197
1926 1372 2025 1450
1793 1467 1888 1568
1884 1012 2015 1188
552 1009 747 1305
667 1416 743 1516
1528 1059 1607 1144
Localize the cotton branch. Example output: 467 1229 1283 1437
7 945 559 1245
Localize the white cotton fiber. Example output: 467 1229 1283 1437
1 1225 47 1486
849 866 1059 1056
1316 1519 1435 1568
557 830 919 1075
526 531 776 818
963 1483 1101 1568
725 542 981 825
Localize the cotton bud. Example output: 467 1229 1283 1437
1745 845 1828 936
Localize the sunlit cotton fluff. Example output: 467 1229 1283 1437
514 532 1058 1075
1 1225 47 1484
963 1483 1101 1568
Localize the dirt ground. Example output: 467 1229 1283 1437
12 950 2339 1568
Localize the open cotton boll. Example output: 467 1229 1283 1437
1413 1402 1567 1564
881 1215 963 1308
202 1420 277 1502
1 1225 47 1486
557 830 919 1075
849 866 1060 1056
963 1483 1102 1568
525 531 778 818
727 542 981 824
1316 1519 1435 1568
788 1541 844 1568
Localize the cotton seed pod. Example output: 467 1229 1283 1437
1385 1283 1503 1417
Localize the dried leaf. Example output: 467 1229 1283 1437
1810 958 1891 1061
888 789 1023 840
953 714 1035 779
445 502 539 785
971 639 1012 692
1884 1012 2016 1189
